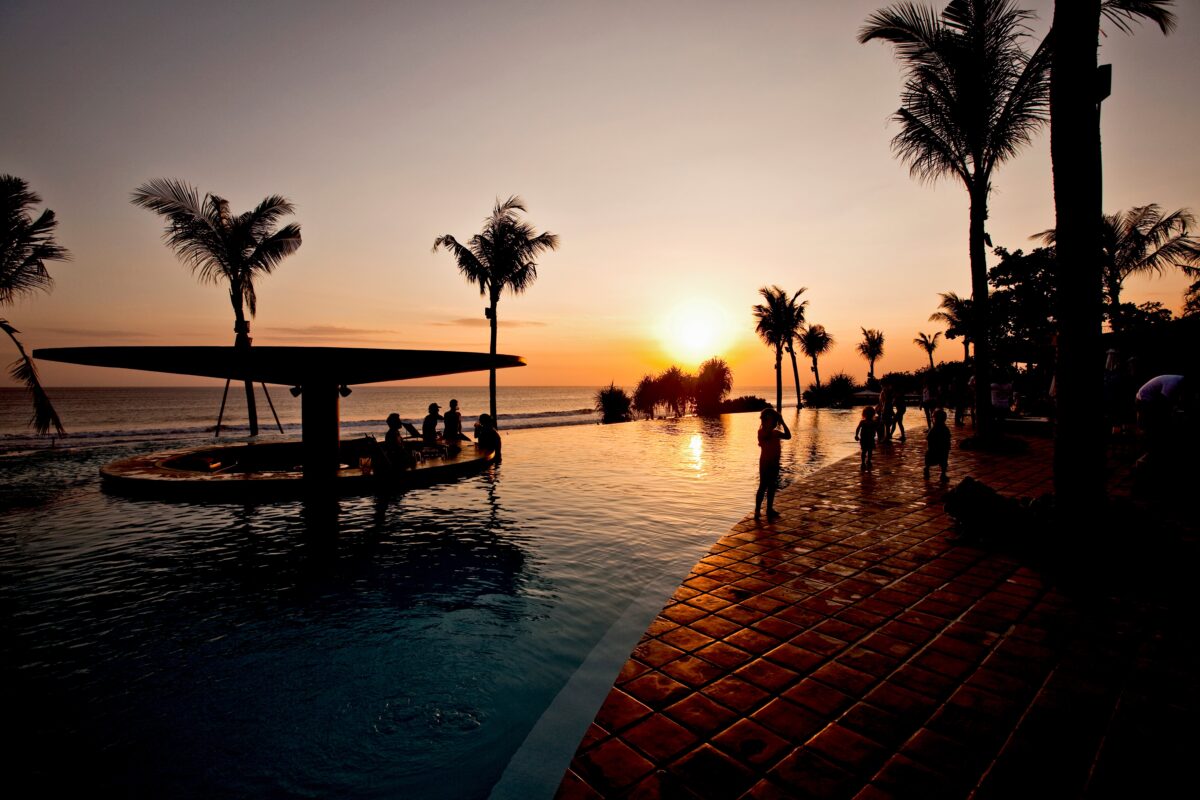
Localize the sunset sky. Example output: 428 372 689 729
4 0 1198 390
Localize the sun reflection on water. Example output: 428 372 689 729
687 434 704 471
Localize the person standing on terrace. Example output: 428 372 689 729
755 407 791 520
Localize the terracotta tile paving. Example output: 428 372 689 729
556 428 1200 798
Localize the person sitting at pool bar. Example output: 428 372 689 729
422 402 443 443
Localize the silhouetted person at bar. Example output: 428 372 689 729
855 406 878 471
423 402 443 443
443 398 470 448
474 413 502 462
894 385 908 442
383 412 415 470
925 408 951 481
755 407 791 520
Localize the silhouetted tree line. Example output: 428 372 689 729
597 358 757 423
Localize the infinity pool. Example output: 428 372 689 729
1 409 858 798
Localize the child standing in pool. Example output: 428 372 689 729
755 408 791 520
855 406 878 470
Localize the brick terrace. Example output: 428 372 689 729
556 429 1198 798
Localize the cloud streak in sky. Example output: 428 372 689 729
434 318 548 328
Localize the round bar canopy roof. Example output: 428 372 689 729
34 346 525 386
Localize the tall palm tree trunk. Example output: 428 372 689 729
488 293 499 421
787 343 803 408
232 303 259 436
962 341 970 362
811 356 821 389
1051 0 1105 509
774 347 783 411
928 352 935 371
968 186 994 438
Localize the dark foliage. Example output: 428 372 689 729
718 395 770 413
803 372 858 408
694 358 733 415
595 383 632 423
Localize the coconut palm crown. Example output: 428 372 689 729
929 291 974 361
914 331 942 370
857 327 886 381
798 324 834 389
1036 204 1200 332
1 175 71 435
753 285 804 411
433 196 559 420
132 178 302 436
860 0 1052 437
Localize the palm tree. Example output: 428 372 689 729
1035 204 1199 332
798 324 834 389
782 288 808 408
860 0 1052 439
752 285 795 411
914 331 942 370
857 327 885 382
1049 0 1175 508
656 365 689 417
929 291 974 362
694 357 733 415
433 196 559 420
1 176 70 436
132 179 301 436
633 374 659 419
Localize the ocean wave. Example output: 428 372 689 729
0 407 602 454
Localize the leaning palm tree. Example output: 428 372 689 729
860 0 1052 439
914 331 942 370
782 288 808 408
857 327 886 382
433 196 559 420
929 291 974 362
798 324 834 389
132 179 302 436
1 176 70 435
752 285 795 411
1035 204 1199 332
1050 0 1176 507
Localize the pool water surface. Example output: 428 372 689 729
1 409 859 798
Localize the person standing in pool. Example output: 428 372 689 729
474 413 502 462
755 407 791 520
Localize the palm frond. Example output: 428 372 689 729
245 223 303 278
2 318 64 436
1101 0 1176 35
2 176 71 305
433 234 490 295
133 179 301 321
858 3 946 64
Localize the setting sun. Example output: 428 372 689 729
657 299 732 366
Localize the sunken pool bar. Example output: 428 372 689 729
35 345 521 498
98 439 497 499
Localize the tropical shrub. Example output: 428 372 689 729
595 383 632 423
